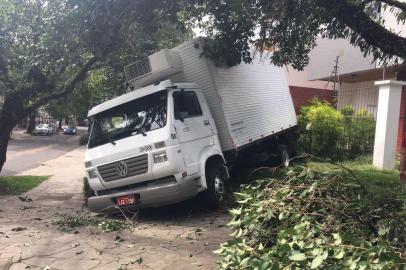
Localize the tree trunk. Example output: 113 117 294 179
26 111 36 133
0 95 25 173
58 118 63 130
0 121 14 173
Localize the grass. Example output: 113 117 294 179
0 175 49 195
245 156 402 199
307 159 401 197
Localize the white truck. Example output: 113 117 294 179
84 37 297 212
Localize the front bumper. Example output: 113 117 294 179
34 130 49 134
87 176 200 212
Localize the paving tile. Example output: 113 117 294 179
0 147 231 269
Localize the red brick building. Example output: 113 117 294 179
289 86 336 114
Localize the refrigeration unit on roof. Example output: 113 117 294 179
124 49 182 88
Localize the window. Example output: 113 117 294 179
173 91 202 120
88 90 167 148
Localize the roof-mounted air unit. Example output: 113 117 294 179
124 49 183 88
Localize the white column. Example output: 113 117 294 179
373 80 406 169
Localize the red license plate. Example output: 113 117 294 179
116 195 137 206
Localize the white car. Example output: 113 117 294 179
33 124 53 136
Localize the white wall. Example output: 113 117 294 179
308 2 406 80
338 81 379 117
381 2 406 38
308 37 376 81
286 66 334 89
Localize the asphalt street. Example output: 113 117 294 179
1 131 81 176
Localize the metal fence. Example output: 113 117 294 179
336 84 378 156
337 84 379 118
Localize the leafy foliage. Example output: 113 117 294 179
182 0 406 68
298 101 376 159
216 163 406 269
298 100 343 158
53 213 131 233
340 108 376 157
0 0 190 172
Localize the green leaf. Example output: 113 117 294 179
239 257 250 266
229 208 242 215
294 221 308 232
311 255 324 269
289 253 306 261
333 233 342 245
278 243 291 252
334 250 345 259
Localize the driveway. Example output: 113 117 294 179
0 147 231 270
1 130 80 176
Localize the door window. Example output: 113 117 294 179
173 91 202 120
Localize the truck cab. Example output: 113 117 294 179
85 80 228 212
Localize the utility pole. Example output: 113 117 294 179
324 55 341 107
332 55 339 93
399 71 406 184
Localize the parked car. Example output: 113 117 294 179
63 126 77 135
33 124 53 136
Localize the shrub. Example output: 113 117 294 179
298 102 376 159
350 109 376 156
298 100 343 158
339 107 376 157
79 133 89 145
216 165 406 269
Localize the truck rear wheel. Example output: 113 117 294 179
202 163 226 208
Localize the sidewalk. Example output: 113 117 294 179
0 147 230 270
9 129 31 141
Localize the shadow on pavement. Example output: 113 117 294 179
135 195 232 223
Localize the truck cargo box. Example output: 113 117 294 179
126 37 297 152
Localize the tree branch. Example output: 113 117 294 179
316 0 406 59
24 56 98 113
379 0 406 12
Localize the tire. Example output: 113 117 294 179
277 144 290 167
201 162 226 208
83 177 95 204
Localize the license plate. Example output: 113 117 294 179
116 195 137 206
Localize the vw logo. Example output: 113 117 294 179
116 161 128 177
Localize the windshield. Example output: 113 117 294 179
88 90 168 148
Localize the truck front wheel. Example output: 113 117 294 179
202 163 226 208
83 177 95 205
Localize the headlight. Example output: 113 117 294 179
153 151 168 163
88 169 98 179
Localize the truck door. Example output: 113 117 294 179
173 90 213 176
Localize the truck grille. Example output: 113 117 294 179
97 154 148 182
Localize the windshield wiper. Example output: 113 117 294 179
107 137 116 145
131 128 147 137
